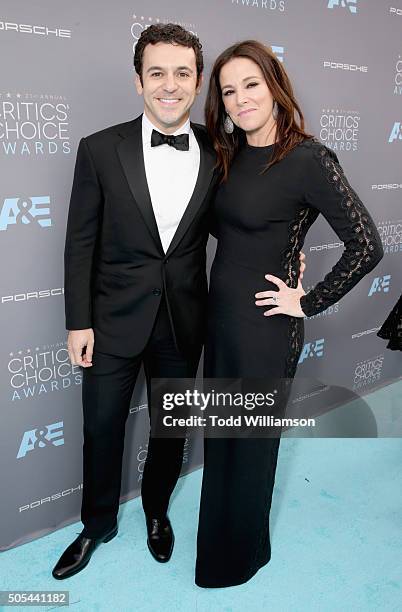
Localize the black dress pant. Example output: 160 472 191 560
80 297 199 538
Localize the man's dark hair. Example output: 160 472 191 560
134 23 203 85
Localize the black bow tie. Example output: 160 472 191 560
151 129 189 151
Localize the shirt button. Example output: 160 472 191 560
152 288 162 296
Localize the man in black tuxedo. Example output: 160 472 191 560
52 23 216 580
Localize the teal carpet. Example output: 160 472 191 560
1 381 401 612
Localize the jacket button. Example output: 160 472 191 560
152 288 161 296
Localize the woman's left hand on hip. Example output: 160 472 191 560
255 274 306 317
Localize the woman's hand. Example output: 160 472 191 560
255 275 306 317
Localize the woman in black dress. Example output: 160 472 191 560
195 40 384 588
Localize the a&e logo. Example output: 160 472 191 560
327 0 357 13
388 122 402 143
271 46 284 63
17 421 64 458
298 338 325 364
368 275 391 296
0 196 52 231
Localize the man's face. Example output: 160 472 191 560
135 42 202 134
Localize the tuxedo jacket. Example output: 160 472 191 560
64 114 217 359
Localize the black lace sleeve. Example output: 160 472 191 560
299 139 384 318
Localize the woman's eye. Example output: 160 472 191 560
223 90 234 96
247 82 258 88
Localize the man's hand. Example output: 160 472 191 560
67 329 94 367
299 250 306 281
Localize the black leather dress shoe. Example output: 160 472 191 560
52 523 118 580
146 516 174 562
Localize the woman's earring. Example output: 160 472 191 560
223 114 234 134
272 101 279 120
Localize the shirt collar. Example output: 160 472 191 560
142 111 191 145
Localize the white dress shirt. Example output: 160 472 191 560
142 112 200 253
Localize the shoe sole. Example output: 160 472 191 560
52 526 118 580
103 525 118 543
147 532 175 563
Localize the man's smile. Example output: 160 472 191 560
157 98 181 106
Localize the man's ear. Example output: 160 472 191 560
135 73 143 95
196 72 204 95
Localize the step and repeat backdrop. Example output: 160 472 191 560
1 0 401 550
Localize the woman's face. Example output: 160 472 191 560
219 57 275 139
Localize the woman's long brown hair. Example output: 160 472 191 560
205 40 314 182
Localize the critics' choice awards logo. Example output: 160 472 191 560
182 437 190 464
298 338 325 364
131 14 198 53
136 439 190 480
377 220 402 254
353 354 384 390
320 108 360 151
8 343 82 401
0 92 71 156
388 122 402 143
394 55 402 95
136 443 148 482
230 0 285 12
368 275 391 297
0 196 51 231
327 0 357 13
0 21 71 37
17 421 64 459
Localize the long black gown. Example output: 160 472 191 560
195 137 384 587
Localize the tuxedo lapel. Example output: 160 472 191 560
116 115 164 254
116 115 215 257
165 123 216 257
